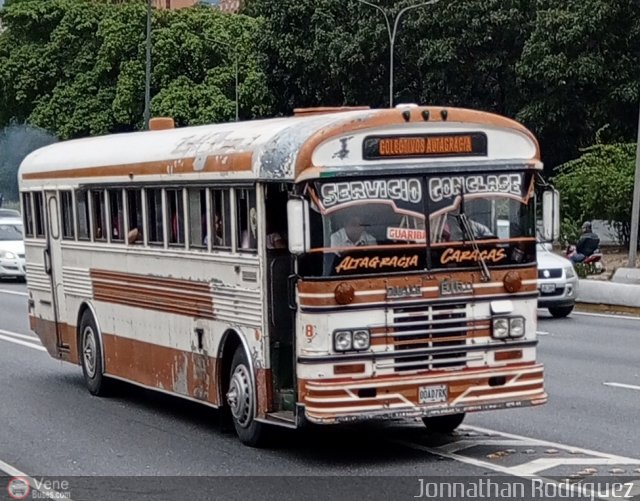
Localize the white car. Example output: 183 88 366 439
0 217 26 280
536 243 578 317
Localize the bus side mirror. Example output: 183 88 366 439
287 199 310 255
542 189 560 241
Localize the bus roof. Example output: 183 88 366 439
19 106 540 186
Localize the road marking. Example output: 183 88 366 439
0 328 38 341
536 330 549 336
0 288 28 297
464 424 640 462
574 311 640 321
391 423 640 500
0 332 45 351
0 458 76 501
603 382 640 392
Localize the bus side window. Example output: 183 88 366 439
61 191 75 240
146 188 164 246
76 190 90 240
211 189 231 249
188 188 206 249
33 192 45 238
126 189 143 244
166 188 185 247
22 192 34 237
108 189 124 243
91 190 107 241
236 188 256 252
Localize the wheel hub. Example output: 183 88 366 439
82 326 97 378
226 364 252 427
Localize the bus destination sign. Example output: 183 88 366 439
363 132 487 160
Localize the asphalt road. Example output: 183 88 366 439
1 280 639 500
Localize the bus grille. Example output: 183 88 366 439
390 303 468 372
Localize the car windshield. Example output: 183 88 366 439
298 173 536 277
0 223 23 241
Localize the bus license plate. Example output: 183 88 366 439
540 284 556 293
419 384 448 404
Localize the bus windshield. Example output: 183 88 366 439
299 172 536 277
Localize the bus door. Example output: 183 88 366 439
264 185 295 417
44 190 67 351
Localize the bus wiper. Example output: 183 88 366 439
457 192 491 283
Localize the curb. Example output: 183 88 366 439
577 279 640 309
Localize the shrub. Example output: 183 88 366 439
553 143 637 245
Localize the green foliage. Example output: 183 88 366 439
0 0 272 139
553 143 637 245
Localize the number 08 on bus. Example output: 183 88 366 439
19 105 557 446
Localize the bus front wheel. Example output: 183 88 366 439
79 311 110 396
422 413 465 433
226 347 268 447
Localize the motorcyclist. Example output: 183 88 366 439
567 221 600 263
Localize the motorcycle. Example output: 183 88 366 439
565 245 605 275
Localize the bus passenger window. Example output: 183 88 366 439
188 188 206 249
33 192 45 238
146 188 164 246
61 191 75 240
211 189 231 249
22 193 34 237
166 189 185 246
91 190 107 241
76 191 90 240
236 188 256 252
108 189 124 243
126 189 143 244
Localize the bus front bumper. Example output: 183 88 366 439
298 363 546 425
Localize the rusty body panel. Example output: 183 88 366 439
299 363 546 424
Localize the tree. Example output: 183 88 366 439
517 0 640 168
553 143 637 245
0 0 272 138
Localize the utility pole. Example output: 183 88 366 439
628 106 640 267
355 0 440 108
143 0 152 130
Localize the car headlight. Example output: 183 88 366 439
333 331 352 352
492 318 510 339
0 251 16 260
352 330 371 350
565 266 576 279
509 317 525 338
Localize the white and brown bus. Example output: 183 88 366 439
19 106 556 446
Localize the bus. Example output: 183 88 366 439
19 105 556 446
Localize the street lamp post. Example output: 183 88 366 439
213 38 239 122
355 0 440 107
200 0 239 121
143 0 152 130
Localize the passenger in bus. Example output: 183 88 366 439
330 215 376 248
127 227 141 244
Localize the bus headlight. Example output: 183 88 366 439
333 329 370 352
492 318 510 339
509 317 525 338
333 331 353 352
352 330 371 350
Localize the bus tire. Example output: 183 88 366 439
226 346 268 447
79 311 110 396
422 413 465 433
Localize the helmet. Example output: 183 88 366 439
582 221 592 232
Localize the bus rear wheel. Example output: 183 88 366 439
79 311 110 396
226 347 268 447
422 413 465 433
